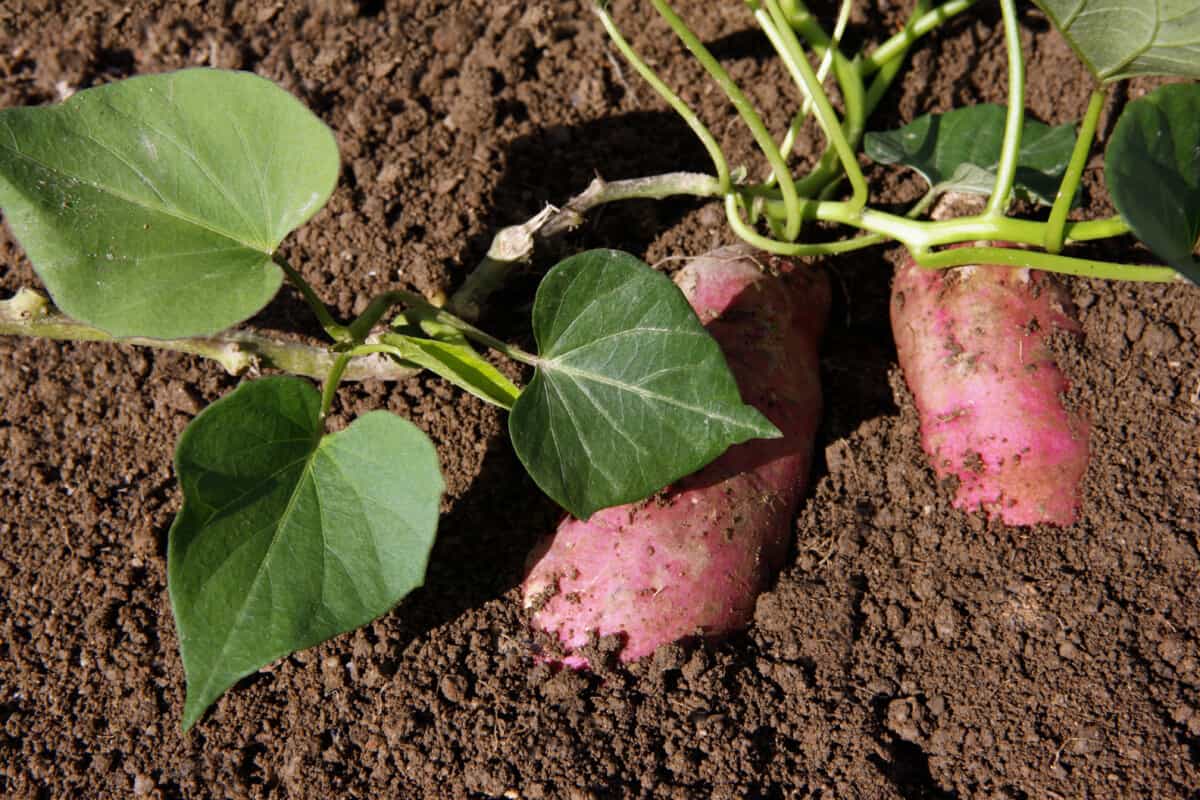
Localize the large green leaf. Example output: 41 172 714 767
168 377 443 730
0 69 339 338
1033 0 1200 81
864 105 1077 206
1106 83 1200 284
509 250 778 520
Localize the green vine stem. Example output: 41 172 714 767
0 288 417 382
319 352 354 419
1045 86 1107 253
276 257 349 342
339 285 539 367
913 245 1183 282
595 5 731 193
986 0 1025 217
758 0 869 209
861 0 977 74
765 0 852 187
649 0 805 240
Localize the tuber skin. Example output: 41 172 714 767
522 245 830 667
890 253 1089 526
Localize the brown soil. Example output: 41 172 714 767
1 0 1198 797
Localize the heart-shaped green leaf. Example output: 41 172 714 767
865 105 1077 206
1033 0 1200 81
509 249 778 520
0 69 339 338
1106 82 1200 284
168 377 443 730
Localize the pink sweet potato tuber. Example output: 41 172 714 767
522 245 830 667
890 252 1089 526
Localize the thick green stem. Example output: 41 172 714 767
986 0 1025 217
0 288 417 382
913 245 1184 282
745 199 1167 281
1045 87 1107 253
723 195 887 255
1064 215 1129 241
650 0 804 240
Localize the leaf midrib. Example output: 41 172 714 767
541 357 760 432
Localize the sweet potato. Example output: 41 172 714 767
890 252 1089 526
521 245 830 667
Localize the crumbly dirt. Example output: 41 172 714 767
1 1 1198 797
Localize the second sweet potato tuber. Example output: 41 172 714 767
891 254 1089 526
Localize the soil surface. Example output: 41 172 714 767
2 1 1198 798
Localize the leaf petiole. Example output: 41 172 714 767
594 5 731 194
1045 86 1107 253
649 0 805 239
862 0 977 74
985 0 1025 217
319 351 353 420
757 0 868 210
276 257 350 342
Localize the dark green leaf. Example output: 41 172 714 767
1033 0 1200 81
1106 83 1200 283
0 69 339 338
864 105 1077 206
509 250 778 520
168 377 442 730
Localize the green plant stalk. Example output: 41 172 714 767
746 198 1170 277
649 0 804 240
1061 215 1129 241
912 245 1182 282
319 352 353 419
728 184 941 257
758 0 868 209
1044 87 1107 253
422 306 539 366
985 0 1025 217
862 0 977 74
0 288 417 382
276 257 349 342
595 6 731 192
724 194 887 255
764 0 851 188
763 0 943 209
341 285 538 367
